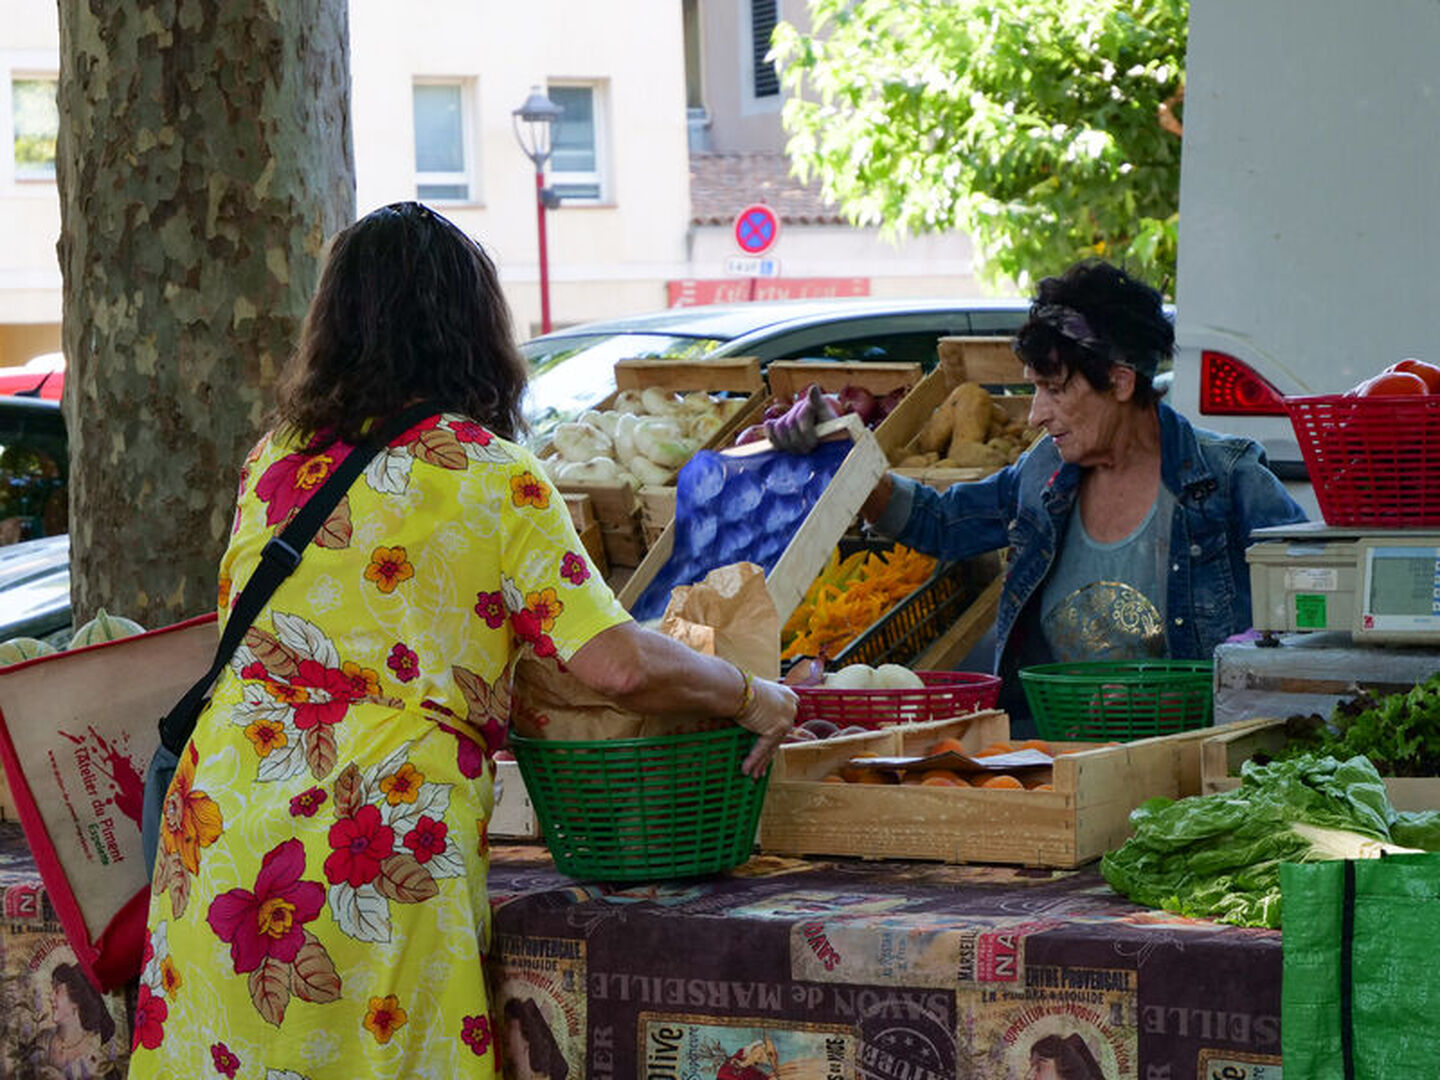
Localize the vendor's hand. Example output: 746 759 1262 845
764 385 836 454
735 677 798 777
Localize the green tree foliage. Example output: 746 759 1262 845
774 0 1187 293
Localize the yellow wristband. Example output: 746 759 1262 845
732 664 756 718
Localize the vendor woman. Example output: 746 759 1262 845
768 259 1307 732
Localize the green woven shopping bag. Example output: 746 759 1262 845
1281 853 1440 1078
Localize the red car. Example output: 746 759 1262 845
0 353 64 401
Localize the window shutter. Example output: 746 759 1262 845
751 0 780 98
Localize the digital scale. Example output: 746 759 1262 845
1247 522 1440 643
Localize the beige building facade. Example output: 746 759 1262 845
0 0 993 365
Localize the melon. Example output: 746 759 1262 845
68 608 145 649
0 637 58 666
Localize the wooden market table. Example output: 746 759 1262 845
0 823 1282 1079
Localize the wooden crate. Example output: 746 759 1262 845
759 711 1257 868
490 759 541 839
937 335 1026 386
638 485 677 546
562 491 596 532
616 414 890 627
578 520 609 578
1200 717 1440 813
549 355 766 541
874 365 1036 490
599 517 647 569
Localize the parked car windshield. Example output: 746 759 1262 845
521 331 727 448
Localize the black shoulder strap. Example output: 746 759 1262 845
159 401 441 752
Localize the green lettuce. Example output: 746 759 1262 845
1100 754 1440 928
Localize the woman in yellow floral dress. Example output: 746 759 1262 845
127 202 797 1080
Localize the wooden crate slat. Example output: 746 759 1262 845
765 360 922 401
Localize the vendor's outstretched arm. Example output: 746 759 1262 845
860 474 895 524
862 468 1014 562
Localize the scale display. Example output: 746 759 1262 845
1357 540 1440 638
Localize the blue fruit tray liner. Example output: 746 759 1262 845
629 439 851 621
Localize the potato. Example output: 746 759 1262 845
914 403 955 454
898 453 934 468
948 382 993 449
947 441 1009 469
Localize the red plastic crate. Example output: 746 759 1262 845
794 670 1001 730
1284 393 1440 527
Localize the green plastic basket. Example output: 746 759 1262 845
508 727 768 881
1019 659 1215 741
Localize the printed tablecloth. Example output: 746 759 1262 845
0 823 132 1078
487 845 1281 1080
0 824 1280 1079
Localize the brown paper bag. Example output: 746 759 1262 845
511 562 779 740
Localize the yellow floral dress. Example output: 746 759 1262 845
126 412 629 1080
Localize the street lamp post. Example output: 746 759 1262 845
512 86 564 335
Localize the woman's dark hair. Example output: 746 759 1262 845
1012 258 1173 406
52 962 116 1044
1030 1033 1107 1080
505 995 568 1080
275 201 529 445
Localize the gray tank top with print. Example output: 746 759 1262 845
1039 487 1174 662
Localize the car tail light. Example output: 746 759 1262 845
1199 350 1288 415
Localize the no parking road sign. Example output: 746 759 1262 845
733 203 781 256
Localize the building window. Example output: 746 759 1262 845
547 83 605 203
750 0 780 98
12 76 58 180
413 79 474 202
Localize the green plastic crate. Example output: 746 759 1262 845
1019 659 1214 741
508 726 768 881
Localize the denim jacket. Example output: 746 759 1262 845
875 402 1307 698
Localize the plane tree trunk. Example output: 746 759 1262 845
55 0 354 629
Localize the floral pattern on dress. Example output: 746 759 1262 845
364 416 512 497
228 613 404 783
206 838 339 1026
323 744 462 945
151 743 224 918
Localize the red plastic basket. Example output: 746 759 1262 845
1284 394 1440 527
794 670 1001 730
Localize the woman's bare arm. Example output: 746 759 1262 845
564 621 796 775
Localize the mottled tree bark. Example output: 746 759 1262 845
55 1 353 628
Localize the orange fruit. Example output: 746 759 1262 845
840 753 883 783
980 774 1024 789
917 768 967 785
1017 738 1052 754
920 773 968 787
1031 782 1055 791
850 770 896 785
822 773 846 783
928 737 969 757
973 742 1014 758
